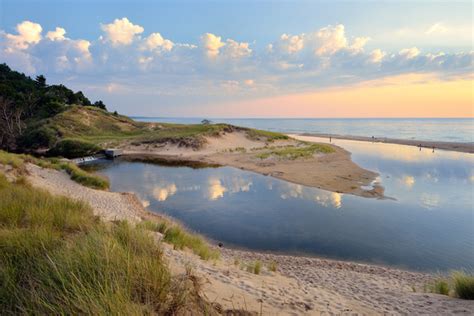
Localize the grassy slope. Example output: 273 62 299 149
43 106 288 149
0 150 109 190
0 174 213 314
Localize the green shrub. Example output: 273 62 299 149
48 138 102 159
19 125 58 149
452 271 474 300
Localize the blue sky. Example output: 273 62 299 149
0 0 472 117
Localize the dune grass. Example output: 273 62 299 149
138 220 219 261
429 271 474 299
256 143 335 160
0 150 109 190
452 271 474 299
0 174 209 314
60 162 109 190
246 129 289 142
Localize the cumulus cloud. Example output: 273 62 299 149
201 33 225 57
314 24 347 56
144 32 174 52
279 33 305 54
222 39 252 58
101 17 144 45
0 19 472 105
370 48 386 63
46 27 66 41
5 20 42 50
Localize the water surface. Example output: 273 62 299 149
133 117 474 143
88 140 474 272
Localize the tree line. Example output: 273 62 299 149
0 64 109 151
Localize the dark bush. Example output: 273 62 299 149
19 126 58 149
48 139 101 158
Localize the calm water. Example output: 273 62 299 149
87 138 474 272
133 117 474 143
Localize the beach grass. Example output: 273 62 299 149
256 143 335 160
60 162 109 190
138 220 219 261
429 271 474 299
246 128 289 142
0 174 207 314
452 271 474 299
0 150 109 190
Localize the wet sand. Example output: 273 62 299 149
299 133 474 153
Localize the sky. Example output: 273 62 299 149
0 0 472 117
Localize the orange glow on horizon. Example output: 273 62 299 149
206 73 473 118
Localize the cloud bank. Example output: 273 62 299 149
1 18 472 113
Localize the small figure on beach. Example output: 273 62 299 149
329 136 332 143
432 146 435 153
419 144 422 151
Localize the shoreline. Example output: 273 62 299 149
298 132 474 153
118 130 385 199
16 163 474 314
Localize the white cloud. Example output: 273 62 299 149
349 37 370 54
279 33 304 54
144 32 174 51
370 48 386 63
46 27 66 41
425 22 448 35
101 17 144 46
201 33 225 57
314 24 347 56
223 39 252 58
6 20 42 49
399 47 420 59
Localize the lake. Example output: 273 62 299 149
133 117 474 143
85 137 474 272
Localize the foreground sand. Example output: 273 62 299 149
21 163 474 315
299 133 474 154
120 131 384 198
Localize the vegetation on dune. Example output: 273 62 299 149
0 64 108 151
0 174 211 314
1 64 291 156
138 220 219 261
48 138 102 158
0 150 109 190
246 128 289 142
428 271 474 299
256 143 335 160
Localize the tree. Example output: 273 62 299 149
201 119 212 125
93 100 107 110
35 75 46 88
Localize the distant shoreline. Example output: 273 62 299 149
297 133 474 154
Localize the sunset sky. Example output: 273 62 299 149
1 0 472 117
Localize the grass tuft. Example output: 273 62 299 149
452 271 474 300
60 163 109 190
139 220 219 261
256 143 335 160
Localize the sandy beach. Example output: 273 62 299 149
299 133 474 154
17 162 474 315
120 131 385 199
